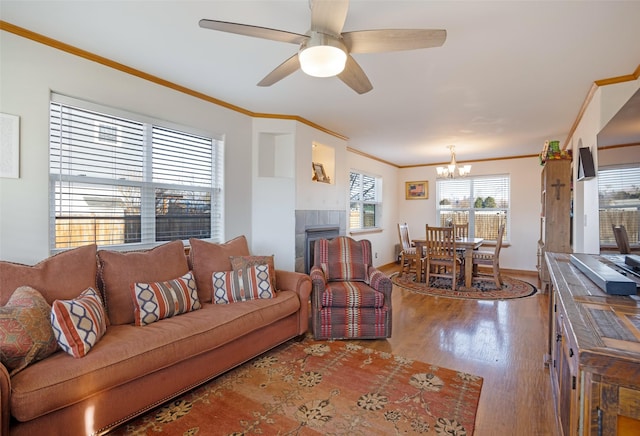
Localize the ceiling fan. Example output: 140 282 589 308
199 0 446 94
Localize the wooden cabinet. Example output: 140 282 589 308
546 253 640 436
538 159 572 292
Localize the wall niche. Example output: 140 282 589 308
311 142 334 184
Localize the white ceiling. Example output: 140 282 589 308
2 1 639 167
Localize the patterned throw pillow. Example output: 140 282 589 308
131 271 201 326
51 287 107 358
0 286 59 375
212 264 274 304
229 255 277 290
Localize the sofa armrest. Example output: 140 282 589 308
275 270 312 335
0 363 10 436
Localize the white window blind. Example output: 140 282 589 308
49 94 224 251
598 164 640 246
349 171 381 229
436 175 510 241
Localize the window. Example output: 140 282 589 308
349 171 381 230
49 94 224 251
598 164 640 247
436 175 510 242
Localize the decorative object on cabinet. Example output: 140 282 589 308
539 139 572 165
312 162 330 183
537 158 572 292
405 180 428 199
546 253 640 436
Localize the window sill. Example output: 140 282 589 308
349 227 383 236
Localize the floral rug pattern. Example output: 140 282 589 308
391 272 537 300
111 337 482 435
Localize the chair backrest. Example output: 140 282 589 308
454 222 469 238
425 225 457 260
612 224 631 254
313 236 372 281
494 223 506 256
398 223 412 251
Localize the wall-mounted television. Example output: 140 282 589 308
577 146 596 181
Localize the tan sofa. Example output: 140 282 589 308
0 236 311 436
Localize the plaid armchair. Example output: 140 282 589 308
310 236 392 340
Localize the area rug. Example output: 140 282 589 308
391 272 537 300
110 336 483 435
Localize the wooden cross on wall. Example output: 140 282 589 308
551 179 565 200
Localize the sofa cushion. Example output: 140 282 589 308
189 236 250 303
212 264 274 304
0 286 58 375
9 290 301 422
230 255 277 291
131 271 201 326
98 240 189 325
51 287 107 358
0 244 98 306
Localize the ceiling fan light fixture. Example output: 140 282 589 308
299 32 347 78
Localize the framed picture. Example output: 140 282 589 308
312 162 330 183
405 181 428 200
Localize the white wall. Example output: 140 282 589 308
0 31 253 264
346 152 400 267
598 144 640 167
251 119 296 270
569 78 640 254
398 156 541 272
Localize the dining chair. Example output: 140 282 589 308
397 223 423 276
454 222 469 239
471 223 505 288
612 224 631 254
424 225 462 291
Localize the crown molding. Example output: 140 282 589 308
0 20 348 142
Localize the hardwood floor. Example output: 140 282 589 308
352 264 558 436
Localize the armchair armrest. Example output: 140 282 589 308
309 265 327 314
0 363 10 436
275 270 312 335
367 266 393 301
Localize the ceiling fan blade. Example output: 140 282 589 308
338 55 373 94
257 54 301 87
310 0 349 36
199 19 307 45
343 29 446 53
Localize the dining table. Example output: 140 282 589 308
413 237 484 288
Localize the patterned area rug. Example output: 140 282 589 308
110 336 483 435
392 272 537 300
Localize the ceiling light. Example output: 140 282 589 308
436 145 471 179
299 32 347 78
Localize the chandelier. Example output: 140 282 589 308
436 145 471 179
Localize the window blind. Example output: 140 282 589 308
436 175 510 241
598 164 640 245
49 94 223 250
349 171 380 229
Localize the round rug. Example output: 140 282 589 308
391 272 537 300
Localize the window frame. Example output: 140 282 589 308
435 174 510 243
49 93 224 253
349 170 382 231
598 163 640 248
